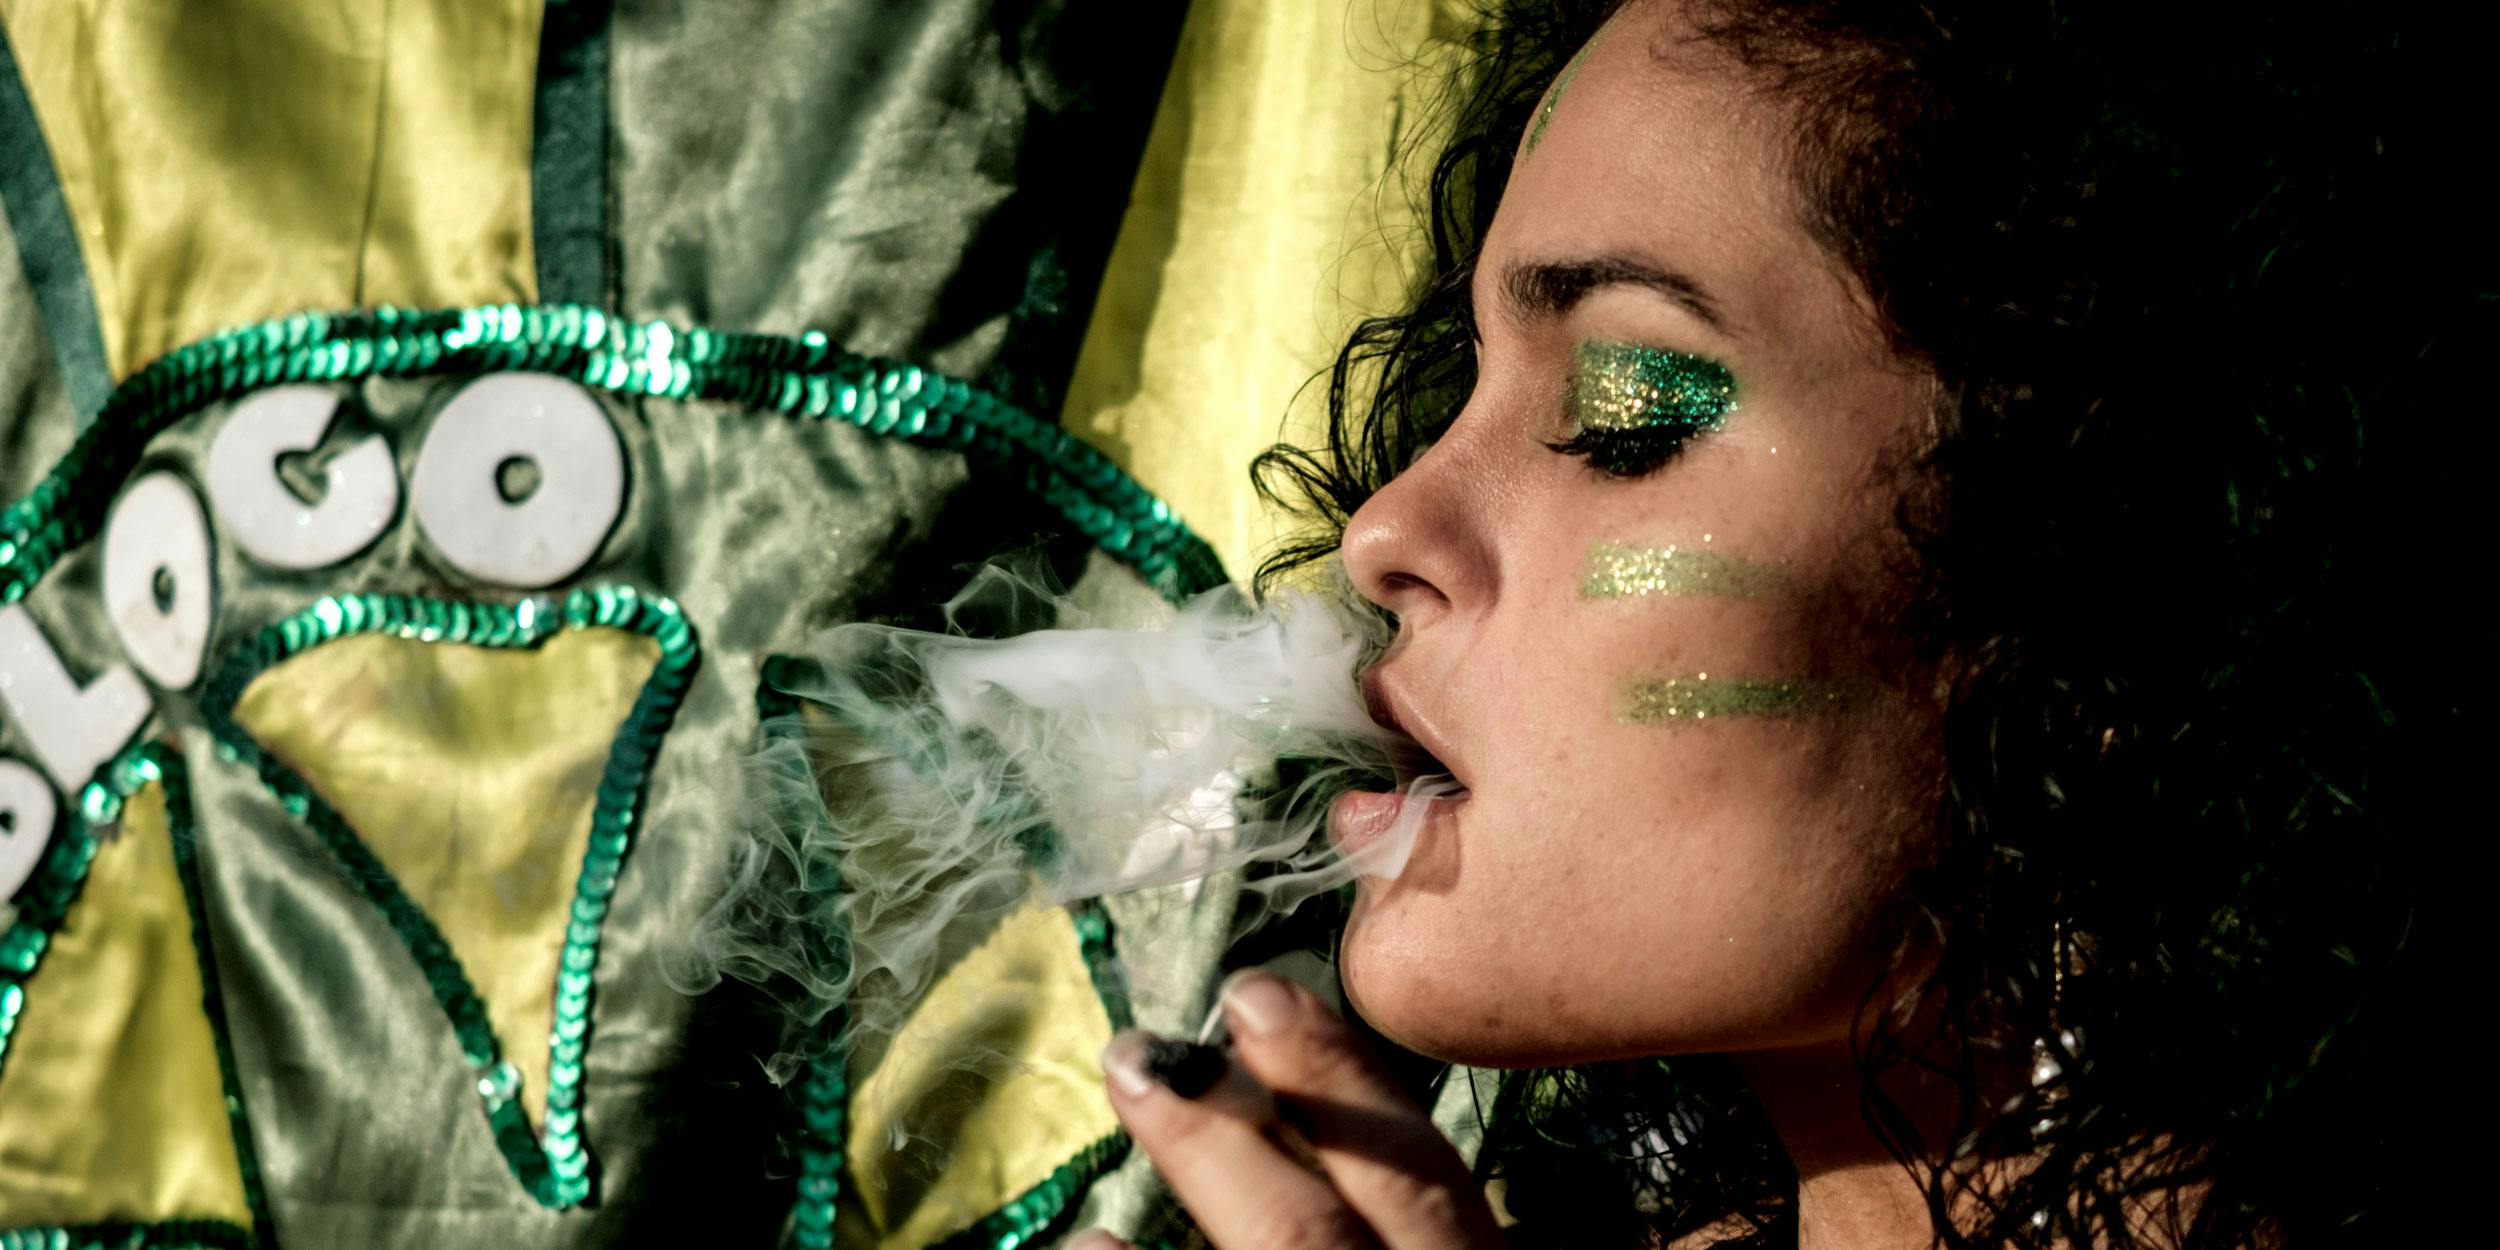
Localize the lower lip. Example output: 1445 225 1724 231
1328 787 1469 856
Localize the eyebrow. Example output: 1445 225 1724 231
1496 256 1733 338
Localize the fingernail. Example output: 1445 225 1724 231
1221 968 1297 1037
1066 1231 1131 1250
1139 1036 1228 1098
1100 1030 1157 1098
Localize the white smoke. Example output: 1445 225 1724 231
682 564 1454 1079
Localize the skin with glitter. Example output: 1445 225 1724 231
1113 6 1971 1246
1581 538 1786 599
1572 341 1736 434
1523 38 1594 155
1617 674 1843 723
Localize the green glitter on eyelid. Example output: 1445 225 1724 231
1617 674 1843 723
1581 539 1786 599
1573 342 1736 435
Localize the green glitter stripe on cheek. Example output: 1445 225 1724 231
1617 674 1845 724
1572 342 1736 435
1581 539 1785 599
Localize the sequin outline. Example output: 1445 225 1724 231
197 588 700 1210
0 1222 255 1249
0 303 1228 608
0 741 275 1248
0 303 1227 1233
756 669 848 1250
757 664 1137 1250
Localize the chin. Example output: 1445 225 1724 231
1335 890 1583 1069
1335 881 1865 1067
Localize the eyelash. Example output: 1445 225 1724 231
1547 340 1736 478
1547 424 1706 478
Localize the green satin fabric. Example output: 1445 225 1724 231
230 629 665 1134
0 783 251 1231
0 22 107 420
609 0 1182 412
1057 0 1475 584
837 895 1120 1250
0 0 545 380
0 375 1214 1245
0 205 77 502
0 0 1203 1243
104 377 991 1245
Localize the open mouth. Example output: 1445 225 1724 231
1359 666 1470 789
1327 771 1469 861
1333 689 1472 863
1387 739 1470 800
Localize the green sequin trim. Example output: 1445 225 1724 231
1068 898 1134 1034
0 742 274 1248
160 757 281 1247
756 667 1137 1250
0 305 1224 1234
911 902 1136 1250
0 798 96 1082
756 674 848 1250
928 1130 1131 1250
198 587 700 1210
0 303 1226 606
0 1221 255 1250
788 1040 848 1250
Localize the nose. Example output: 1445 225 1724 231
1339 429 1501 629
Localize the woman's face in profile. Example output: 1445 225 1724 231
1336 0 1945 1067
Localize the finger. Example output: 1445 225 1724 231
1065 1230 1133 1250
1101 1029 1379 1250
1221 970 1505 1249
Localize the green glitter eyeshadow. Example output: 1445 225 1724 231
1581 539 1785 599
1617 674 1843 724
1573 342 1737 435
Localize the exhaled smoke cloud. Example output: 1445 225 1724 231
680 564 1453 1080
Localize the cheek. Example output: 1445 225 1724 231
1340 725 1915 1066
1338 574 1932 1065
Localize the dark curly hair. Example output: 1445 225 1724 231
1253 2 2475 1246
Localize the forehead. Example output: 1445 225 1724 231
1489 1 1839 343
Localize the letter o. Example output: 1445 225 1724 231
411 374 625 588
206 384 398 570
102 471 216 689
0 757 56 901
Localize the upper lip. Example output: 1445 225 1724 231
1359 664 1470 791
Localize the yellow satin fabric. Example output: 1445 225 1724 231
839 896 1122 1250
0 0 540 379
230 628 659 1127
1059 0 1477 584
0 781 252 1229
